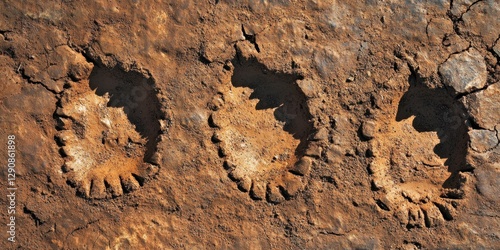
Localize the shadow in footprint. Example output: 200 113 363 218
396 72 470 189
230 57 313 155
88 64 162 161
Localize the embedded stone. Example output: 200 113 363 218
312 127 329 141
297 79 319 98
290 156 312 176
469 129 498 153
250 181 266 200
237 176 252 192
461 0 500 46
439 49 487 95
464 83 500 130
326 145 343 165
266 182 285 204
361 120 376 139
281 172 303 198
304 143 323 158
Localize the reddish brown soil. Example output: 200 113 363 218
0 0 499 249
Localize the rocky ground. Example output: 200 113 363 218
0 0 499 249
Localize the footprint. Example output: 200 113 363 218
55 63 164 199
368 72 469 228
210 55 314 203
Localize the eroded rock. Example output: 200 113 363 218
361 120 376 139
461 0 500 46
469 129 498 153
464 83 500 130
439 49 487 95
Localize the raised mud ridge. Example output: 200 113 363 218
55 60 164 199
210 54 315 203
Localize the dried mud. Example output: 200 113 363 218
0 0 499 249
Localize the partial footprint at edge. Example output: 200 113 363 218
55 64 163 199
210 56 314 203
368 73 469 228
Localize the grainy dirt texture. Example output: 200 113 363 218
0 0 499 249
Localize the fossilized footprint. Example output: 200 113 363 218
56 65 162 199
369 75 469 228
210 56 314 203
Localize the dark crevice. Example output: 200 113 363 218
1 46 15 58
54 135 65 147
119 176 132 194
279 185 294 200
208 114 219 128
66 179 76 188
217 147 225 158
67 220 100 237
496 128 500 146
454 82 490 100
423 209 432 228
199 51 211 65
233 43 242 64
17 67 59 95
318 231 346 236
0 30 10 35
440 45 473 68
242 25 261 53
486 36 500 63
87 180 95 198
467 118 483 130
249 184 263 201
375 199 390 211
23 206 43 226
131 173 145 186
461 0 484 19
434 202 454 221
103 180 113 195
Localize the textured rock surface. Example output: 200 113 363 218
439 49 487 95
0 0 499 249
460 0 500 46
469 129 499 153
464 83 500 130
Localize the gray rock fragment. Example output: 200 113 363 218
461 0 500 46
469 129 498 153
464 83 500 130
439 49 487 95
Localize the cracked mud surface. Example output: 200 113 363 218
0 0 499 249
